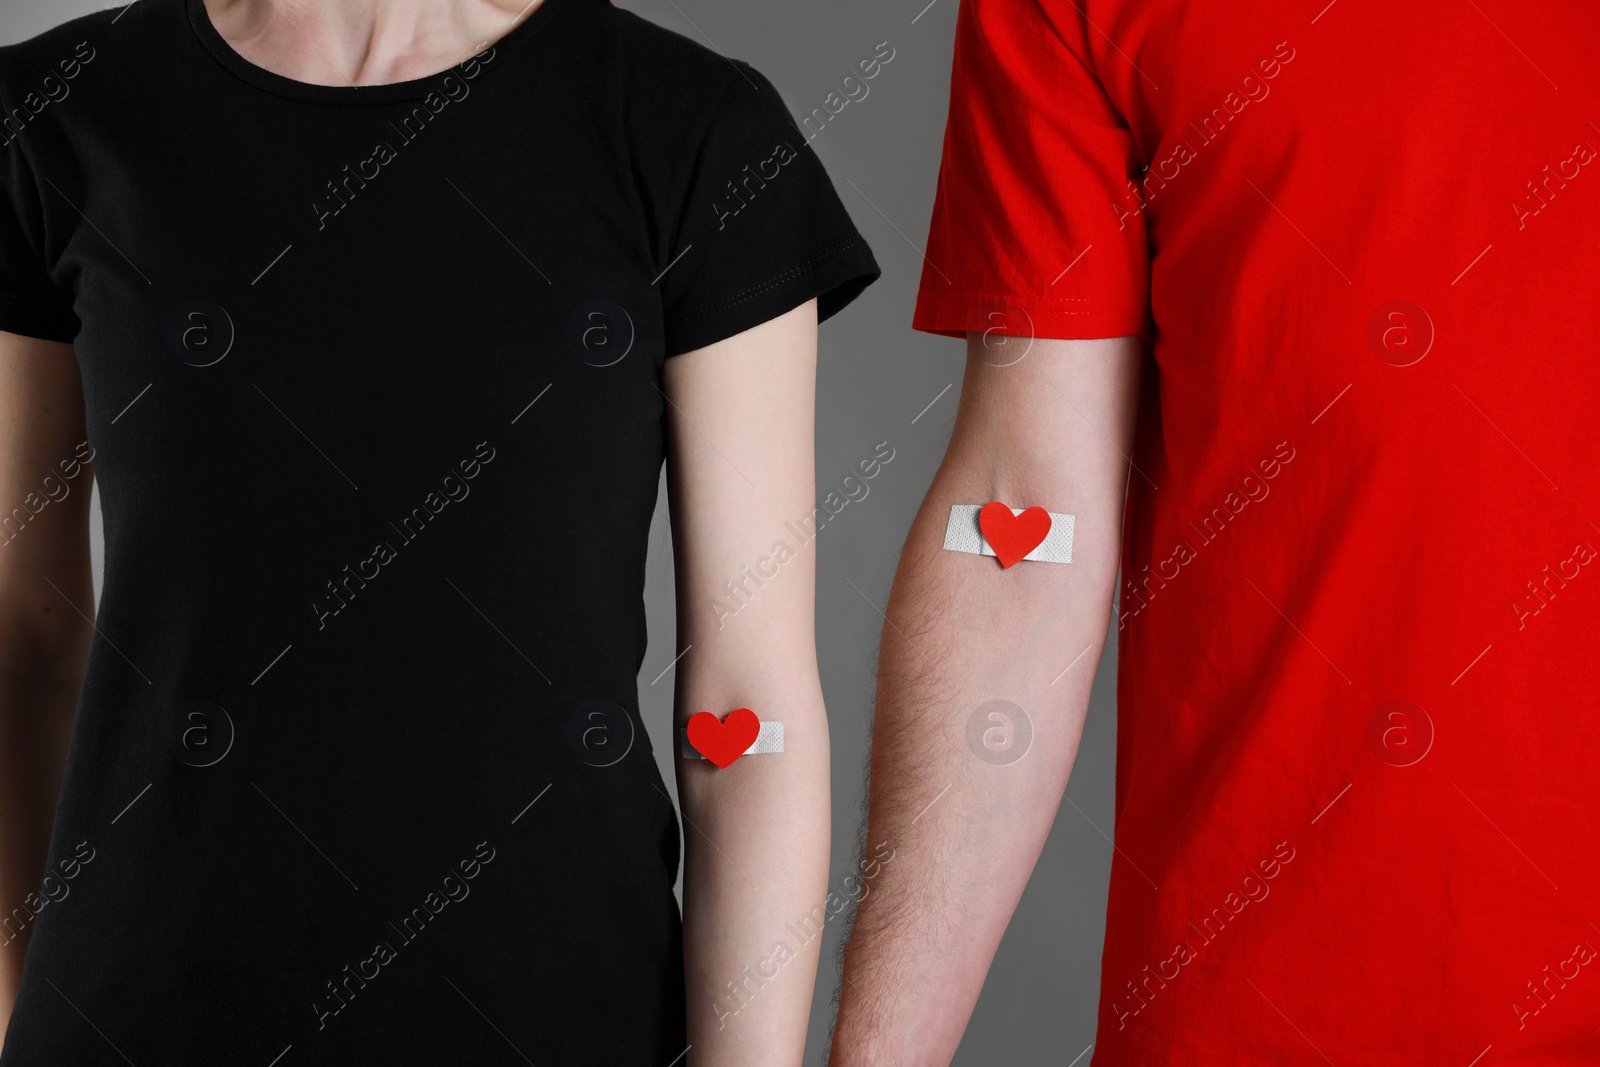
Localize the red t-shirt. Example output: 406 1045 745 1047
915 1 1600 1061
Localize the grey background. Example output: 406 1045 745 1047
1 1 1119 1062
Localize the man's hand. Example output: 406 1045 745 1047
830 333 1141 1065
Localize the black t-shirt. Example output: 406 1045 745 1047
0 0 877 1063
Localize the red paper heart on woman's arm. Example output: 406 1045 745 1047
687 708 761 768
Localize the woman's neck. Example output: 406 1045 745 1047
203 0 543 87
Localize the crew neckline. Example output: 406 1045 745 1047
186 0 573 105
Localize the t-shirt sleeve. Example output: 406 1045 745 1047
657 62 880 357
0 134 78 343
913 0 1149 341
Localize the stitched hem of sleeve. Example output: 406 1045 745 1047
674 235 866 324
916 286 1132 309
0 290 79 343
663 236 880 356
913 289 1148 342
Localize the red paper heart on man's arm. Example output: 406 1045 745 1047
978 501 1052 568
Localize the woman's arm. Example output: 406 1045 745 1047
0 330 94 1036
662 300 829 1067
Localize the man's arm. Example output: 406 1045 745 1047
0 331 94 1036
830 333 1141 1065
662 300 831 1066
